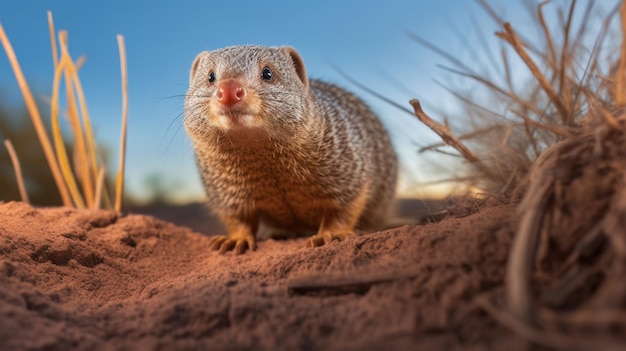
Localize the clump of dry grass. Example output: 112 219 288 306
409 0 626 348
0 12 128 211
411 0 622 198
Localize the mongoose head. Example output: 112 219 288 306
184 45 311 142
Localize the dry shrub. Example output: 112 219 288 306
411 0 622 198
408 0 626 348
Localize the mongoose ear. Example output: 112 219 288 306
281 46 309 91
189 52 205 84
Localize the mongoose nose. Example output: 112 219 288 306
216 80 246 106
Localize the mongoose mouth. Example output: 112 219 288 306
214 108 259 130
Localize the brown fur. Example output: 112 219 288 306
184 45 397 254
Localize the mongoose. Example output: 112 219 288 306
184 45 397 254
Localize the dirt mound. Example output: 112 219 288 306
0 201 521 350
499 120 626 350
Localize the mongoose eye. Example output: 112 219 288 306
208 71 216 83
261 67 273 81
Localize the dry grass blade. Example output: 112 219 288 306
556 0 576 111
432 79 506 121
334 66 414 116
49 12 96 208
617 1 626 107
0 23 72 206
496 23 570 124
506 175 552 324
478 0 543 57
537 1 557 68
508 108 572 138
3 139 30 204
59 47 105 207
407 32 475 76
47 11 58 68
51 46 85 209
68 52 112 209
419 125 511 153
94 168 106 210
437 65 548 120
500 46 514 92
61 48 106 208
115 35 128 212
60 42 94 208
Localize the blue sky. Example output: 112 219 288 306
0 1 599 202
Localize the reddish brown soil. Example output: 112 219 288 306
0 200 523 350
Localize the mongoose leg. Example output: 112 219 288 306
209 215 258 255
306 185 369 248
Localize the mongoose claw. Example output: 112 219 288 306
208 235 256 255
208 236 227 250
306 231 356 248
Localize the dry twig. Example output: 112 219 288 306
409 99 499 182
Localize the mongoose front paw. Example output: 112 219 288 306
306 231 356 248
209 234 256 255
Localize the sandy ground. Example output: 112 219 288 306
0 200 526 350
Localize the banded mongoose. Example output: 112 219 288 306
184 45 398 254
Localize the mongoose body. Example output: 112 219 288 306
184 45 397 254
